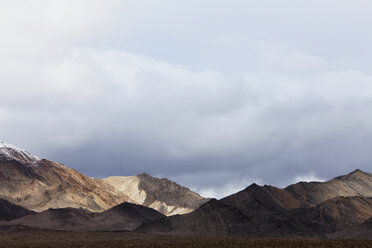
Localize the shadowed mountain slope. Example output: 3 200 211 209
92 202 165 231
265 196 372 237
0 198 34 221
138 170 372 237
220 169 372 214
137 199 259 236
4 208 98 231
4 202 165 231
330 217 372 239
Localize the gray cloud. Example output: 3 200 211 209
1 1 372 198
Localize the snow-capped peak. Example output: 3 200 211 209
0 141 41 165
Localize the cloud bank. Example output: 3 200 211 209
1 1 372 198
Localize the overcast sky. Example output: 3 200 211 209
1 0 372 198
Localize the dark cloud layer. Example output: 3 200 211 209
1 1 372 198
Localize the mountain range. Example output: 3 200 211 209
1 141 372 238
0 141 207 216
138 169 372 238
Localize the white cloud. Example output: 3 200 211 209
293 173 326 184
1 1 372 190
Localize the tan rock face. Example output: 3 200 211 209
0 142 207 215
102 173 209 216
0 158 127 212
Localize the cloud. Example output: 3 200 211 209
293 173 325 184
1 1 372 196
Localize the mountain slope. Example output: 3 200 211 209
92 202 165 231
266 196 372 237
0 152 127 212
219 169 372 214
138 170 372 237
5 203 165 231
138 196 372 237
330 217 372 239
5 208 98 231
0 141 207 215
0 198 34 221
137 199 259 236
103 173 209 215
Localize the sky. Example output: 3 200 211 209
1 0 372 198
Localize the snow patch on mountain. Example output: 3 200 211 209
0 141 41 164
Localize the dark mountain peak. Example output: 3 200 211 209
137 172 151 177
92 201 166 231
106 201 165 219
245 183 260 190
0 198 34 221
198 198 220 209
349 169 367 176
219 183 262 201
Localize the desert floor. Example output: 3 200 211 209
0 228 371 248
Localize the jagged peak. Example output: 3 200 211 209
136 173 172 183
0 141 41 165
343 169 370 178
137 172 151 177
349 169 366 175
245 183 261 189
333 168 371 182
